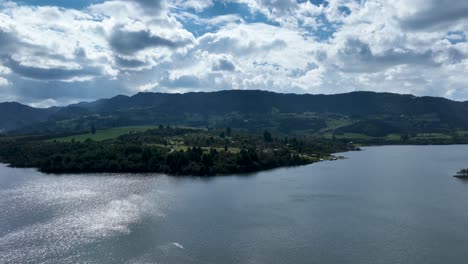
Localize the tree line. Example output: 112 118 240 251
0 127 354 176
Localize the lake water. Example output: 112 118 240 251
1 145 468 264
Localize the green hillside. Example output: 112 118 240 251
2 90 468 141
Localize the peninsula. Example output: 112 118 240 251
0 127 353 175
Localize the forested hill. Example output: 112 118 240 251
74 90 468 117
2 90 468 137
0 102 59 131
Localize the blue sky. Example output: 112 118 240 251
0 0 467 107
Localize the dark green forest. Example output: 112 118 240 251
0 127 354 175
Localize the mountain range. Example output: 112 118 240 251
2 90 468 137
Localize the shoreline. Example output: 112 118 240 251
0 153 349 177
2 144 468 177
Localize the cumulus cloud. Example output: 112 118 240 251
197 24 288 56
0 0 194 103
109 27 188 55
111 0 167 15
399 0 468 30
0 77 9 87
254 0 299 16
212 58 236 71
0 0 468 106
171 0 214 11
0 30 18 55
334 38 437 73
4 57 99 81
0 3 114 82
114 56 147 68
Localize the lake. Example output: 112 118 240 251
1 145 468 264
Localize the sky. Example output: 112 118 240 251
0 0 467 107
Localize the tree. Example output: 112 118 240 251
166 151 188 174
142 148 152 163
451 129 460 143
226 127 232 137
91 123 96 135
400 133 409 142
220 132 225 138
201 153 214 167
263 130 272 142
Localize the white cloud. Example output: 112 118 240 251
92 0 468 98
156 23 324 93
171 0 214 12
1 0 468 104
0 65 10 75
28 98 85 108
0 3 112 81
206 14 244 26
0 77 9 86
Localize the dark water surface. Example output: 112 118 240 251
1 145 468 263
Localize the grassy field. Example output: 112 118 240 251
385 134 402 141
44 124 468 146
321 132 375 140
411 133 452 140
50 126 160 142
50 126 242 153
149 143 242 154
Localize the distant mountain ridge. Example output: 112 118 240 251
75 90 468 116
2 90 468 136
0 102 59 131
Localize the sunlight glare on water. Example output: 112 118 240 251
1 145 468 264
